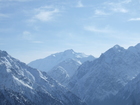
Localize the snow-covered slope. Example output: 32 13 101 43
47 58 82 84
28 49 95 84
28 49 95 72
0 50 86 105
0 88 34 105
48 66 70 85
111 72 140 105
68 44 140 105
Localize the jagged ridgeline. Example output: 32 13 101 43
1 43 140 105
67 44 140 105
28 49 95 85
0 50 86 105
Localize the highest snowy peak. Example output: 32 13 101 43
50 49 90 59
50 49 75 58
28 49 95 85
28 49 95 72
63 49 75 54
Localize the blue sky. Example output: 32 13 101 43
0 0 140 63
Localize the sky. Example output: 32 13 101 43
0 0 140 63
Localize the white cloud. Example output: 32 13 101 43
0 13 9 18
22 31 33 40
21 31 43 44
93 0 130 17
76 1 84 8
103 0 129 14
35 5 54 11
111 7 128 13
122 0 132 4
30 6 59 22
84 26 113 33
128 18 140 21
34 9 59 22
32 41 43 44
95 10 108 15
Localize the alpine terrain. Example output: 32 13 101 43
113 72 140 105
68 43 140 105
0 50 86 105
29 49 95 84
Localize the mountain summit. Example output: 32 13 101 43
28 49 95 72
67 44 140 105
28 49 95 84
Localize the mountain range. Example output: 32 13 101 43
28 49 95 84
67 44 140 105
0 50 86 105
1 43 140 105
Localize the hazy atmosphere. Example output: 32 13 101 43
0 0 140 63
1 1 140 105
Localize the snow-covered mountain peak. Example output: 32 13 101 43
0 50 87 105
101 44 124 56
48 49 76 59
113 44 122 49
68 43 140 105
111 44 125 52
57 49 89 59
28 49 95 72
0 50 8 57
61 49 89 59
99 44 125 63
63 49 75 54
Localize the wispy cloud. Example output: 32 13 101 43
0 13 9 18
102 0 131 14
128 18 140 21
76 1 84 8
34 9 59 22
106 2 128 13
93 0 130 17
95 10 108 15
84 26 114 33
111 6 128 13
32 41 44 44
122 0 132 4
29 6 59 22
21 31 43 44
22 31 33 40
